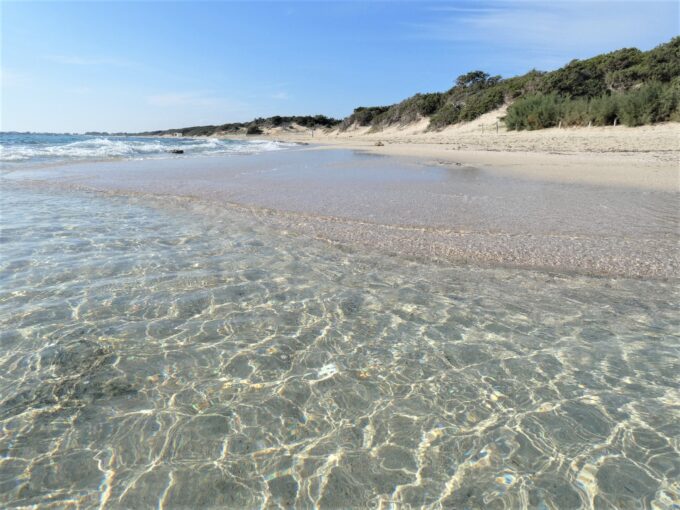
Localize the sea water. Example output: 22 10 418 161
0 133 295 166
1 180 678 508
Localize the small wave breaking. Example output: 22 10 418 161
0 134 297 165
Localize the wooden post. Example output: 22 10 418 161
558 121 562 129
496 121 499 134
613 117 618 127
588 121 592 128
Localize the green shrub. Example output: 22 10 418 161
506 80 680 130
371 93 445 127
474 38 677 130
659 78 680 121
341 106 390 129
246 125 263 135
561 98 592 126
505 94 563 130
617 82 667 126
428 103 462 129
589 95 618 125
417 93 445 116
459 88 505 121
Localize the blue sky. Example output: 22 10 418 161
2 1 678 132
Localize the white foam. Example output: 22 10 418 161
0 136 297 164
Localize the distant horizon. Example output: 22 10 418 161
2 0 678 133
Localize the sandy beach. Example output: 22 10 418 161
246 109 680 192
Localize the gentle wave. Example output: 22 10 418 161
0 134 297 165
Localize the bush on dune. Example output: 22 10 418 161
366 37 679 132
503 38 680 130
504 94 564 130
504 80 680 130
340 106 390 129
458 87 505 122
428 103 463 129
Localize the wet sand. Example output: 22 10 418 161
252 112 680 192
4 148 679 278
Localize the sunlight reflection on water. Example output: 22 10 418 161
1 184 678 508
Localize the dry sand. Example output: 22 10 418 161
238 108 680 191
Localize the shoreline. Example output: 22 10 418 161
4 145 678 280
7 177 678 281
239 118 680 192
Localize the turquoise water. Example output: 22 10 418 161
1 183 678 508
0 133 295 166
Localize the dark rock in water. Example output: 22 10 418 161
169 149 184 154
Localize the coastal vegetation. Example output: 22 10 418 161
343 37 679 131
505 80 680 129
132 37 678 137
138 115 341 137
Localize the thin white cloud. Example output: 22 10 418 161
410 1 678 69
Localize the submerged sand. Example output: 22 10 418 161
4 183 678 509
6 147 678 279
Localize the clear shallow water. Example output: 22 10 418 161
5 149 678 279
1 184 678 509
0 133 295 166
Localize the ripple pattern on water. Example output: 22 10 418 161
1 185 679 509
